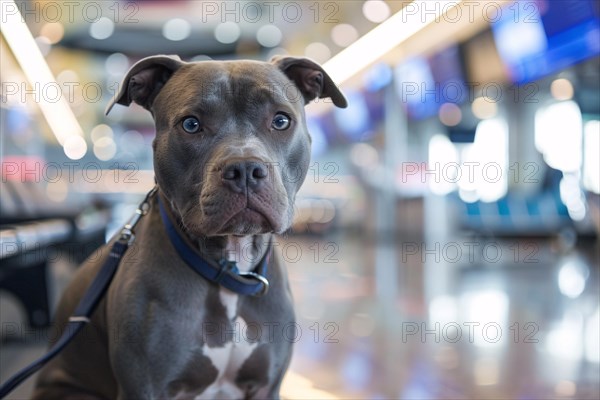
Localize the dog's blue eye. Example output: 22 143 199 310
182 117 201 133
271 113 291 131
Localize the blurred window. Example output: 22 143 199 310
427 118 509 203
583 120 600 194
535 101 583 173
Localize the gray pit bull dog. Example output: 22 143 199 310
31 55 346 399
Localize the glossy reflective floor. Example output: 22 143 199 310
1 223 599 399
283 233 600 399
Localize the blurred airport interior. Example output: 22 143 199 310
1 0 599 398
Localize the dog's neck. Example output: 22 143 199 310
222 236 256 272
199 235 270 273
156 191 271 273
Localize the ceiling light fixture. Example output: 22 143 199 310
1 0 86 158
324 0 464 85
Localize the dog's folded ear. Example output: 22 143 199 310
105 55 184 115
271 56 347 108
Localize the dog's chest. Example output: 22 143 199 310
205 290 257 374
184 289 261 399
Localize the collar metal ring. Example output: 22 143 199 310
238 271 270 297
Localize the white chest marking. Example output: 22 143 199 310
219 288 238 320
196 287 258 399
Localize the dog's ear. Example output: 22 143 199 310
271 56 347 108
105 55 184 115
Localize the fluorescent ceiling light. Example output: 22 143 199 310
1 0 85 152
324 0 464 85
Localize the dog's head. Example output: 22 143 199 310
107 55 346 236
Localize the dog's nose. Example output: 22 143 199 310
222 161 268 192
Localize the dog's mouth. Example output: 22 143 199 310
195 193 285 236
216 207 273 235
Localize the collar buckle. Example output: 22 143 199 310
238 271 270 297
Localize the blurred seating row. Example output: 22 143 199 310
454 191 597 237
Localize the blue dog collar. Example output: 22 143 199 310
157 196 271 296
